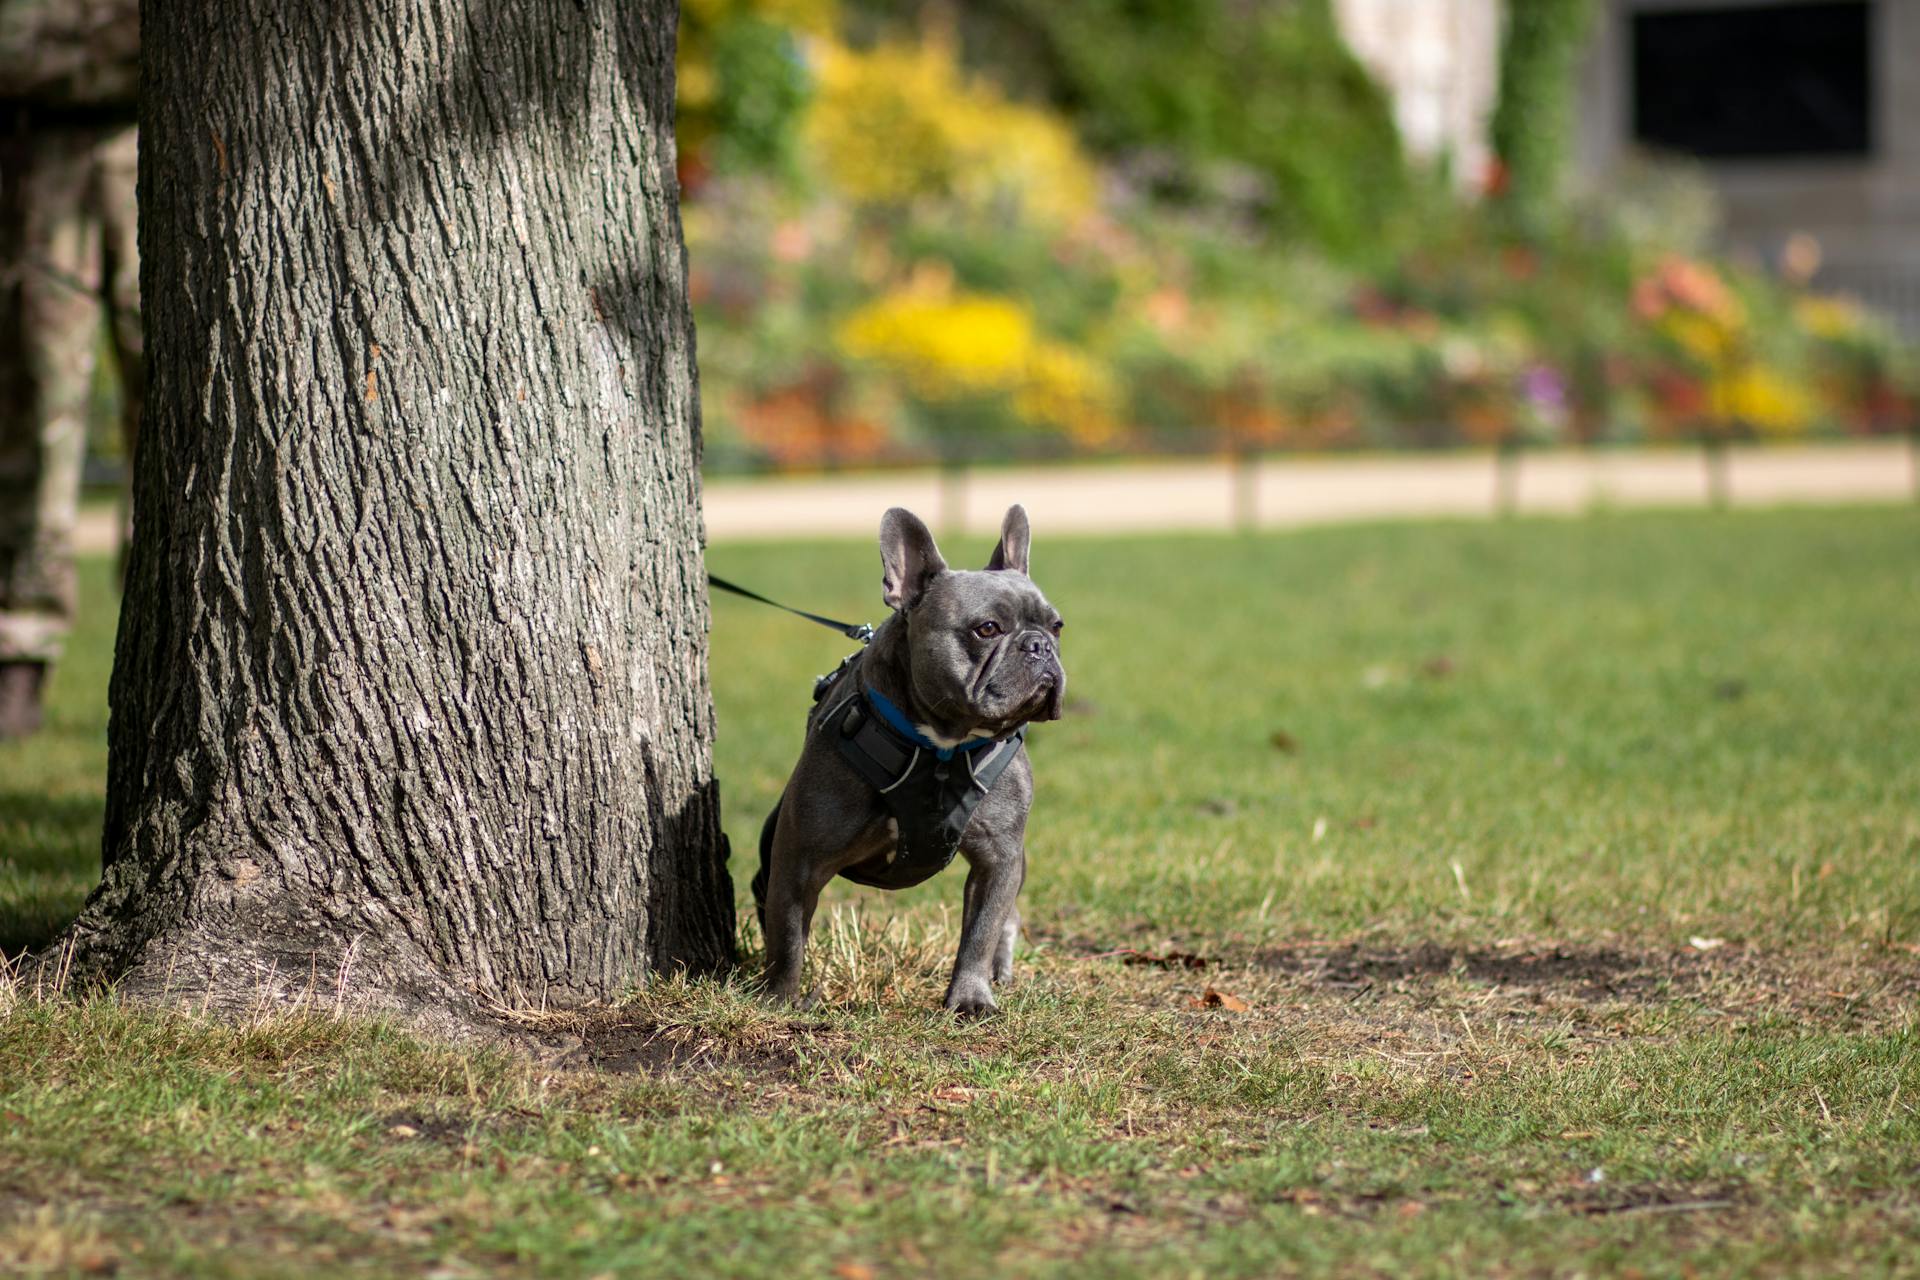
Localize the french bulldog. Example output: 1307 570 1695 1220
751 505 1066 1016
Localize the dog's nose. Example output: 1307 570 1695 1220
1021 632 1054 659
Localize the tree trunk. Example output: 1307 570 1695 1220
49 0 732 1029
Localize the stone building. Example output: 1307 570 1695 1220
1334 0 1504 188
1576 0 1919 330
1336 0 1919 330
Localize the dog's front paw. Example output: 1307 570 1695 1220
760 987 820 1013
943 979 999 1019
759 967 819 1011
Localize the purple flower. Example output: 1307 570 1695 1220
1520 364 1567 412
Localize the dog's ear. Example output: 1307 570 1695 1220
880 508 947 610
985 504 1030 575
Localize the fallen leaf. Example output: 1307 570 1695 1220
1558 1130 1597 1140
388 1124 419 1138
1268 729 1299 753
1191 987 1251 1012
1688 936 1727 951
832 1264 876 1280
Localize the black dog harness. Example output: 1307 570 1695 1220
754 652 1027 904
822 687 1027 889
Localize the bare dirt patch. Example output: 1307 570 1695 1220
1256 938 1919 1021
1228 938 1920 1058
1261 941 1692 1000
576 1018 801 1078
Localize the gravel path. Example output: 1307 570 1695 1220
699 440 1917 539
73 440 1916 553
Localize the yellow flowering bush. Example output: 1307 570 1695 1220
1016 345 1120 444
837 286 1116 441
1795 294 1868 341
1718 365 1817 437
805 37 1096 225
839 291 1035 396
1632 254 1824 438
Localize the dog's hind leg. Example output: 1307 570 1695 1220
751 797 784 933
994 902 1021 986
760 803 838 1008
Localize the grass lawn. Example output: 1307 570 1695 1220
3 506 1918 1277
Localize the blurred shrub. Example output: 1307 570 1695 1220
836 276 1118 449
1489 0 1596 233
805 34 1095 225
678 0 835 182
679 4 1915 471
932 0 1410 259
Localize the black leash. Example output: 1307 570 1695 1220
708 573 874 643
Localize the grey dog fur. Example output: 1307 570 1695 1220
756 505 1066 1015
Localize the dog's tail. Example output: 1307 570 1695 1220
750 794 782 932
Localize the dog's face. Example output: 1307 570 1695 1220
880 505 1066 736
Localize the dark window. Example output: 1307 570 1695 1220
1632 2 1872 158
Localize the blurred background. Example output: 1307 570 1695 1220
57 0 1920 536
664 0 1919 532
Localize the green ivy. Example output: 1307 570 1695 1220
857 0 1409 260
707 17 813 178
1489 0 1596 235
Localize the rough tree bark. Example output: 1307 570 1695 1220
47 0 733 1028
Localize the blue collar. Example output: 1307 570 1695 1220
864 686 1004 761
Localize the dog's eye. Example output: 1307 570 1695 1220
1051 619 1064 635
973 620 1001 639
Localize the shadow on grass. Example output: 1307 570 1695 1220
0 900 86 962
0 790 104 873
0 789 101 959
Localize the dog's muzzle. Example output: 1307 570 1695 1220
1017 630 1065 721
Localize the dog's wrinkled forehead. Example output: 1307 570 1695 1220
920 569 1054 628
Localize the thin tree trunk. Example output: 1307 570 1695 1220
1494 438 1522 517
1229 447 1259 532
47 0 732 1029
1703 434 1731 509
